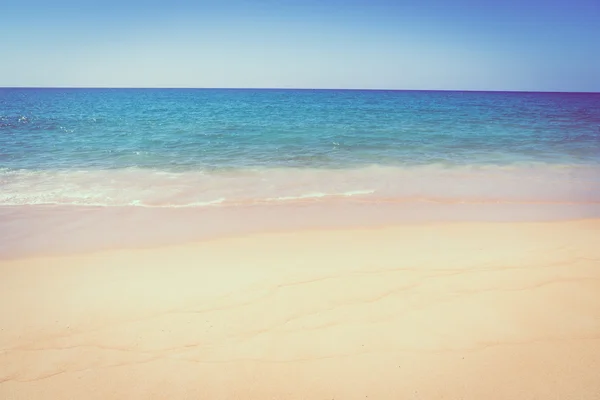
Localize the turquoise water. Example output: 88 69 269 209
1 88 600 206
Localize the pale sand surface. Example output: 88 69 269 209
1 220 600 399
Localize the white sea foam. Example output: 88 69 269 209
264 190 374 202
1 165 599 208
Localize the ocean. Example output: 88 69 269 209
1 88 600 256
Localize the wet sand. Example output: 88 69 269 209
1 220 600 399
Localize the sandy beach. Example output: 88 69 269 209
1 219 599 399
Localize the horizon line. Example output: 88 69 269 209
0 86 599 94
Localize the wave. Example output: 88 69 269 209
1 165 600 207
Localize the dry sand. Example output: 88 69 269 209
1 220 600 399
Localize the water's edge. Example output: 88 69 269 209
2 202 600 260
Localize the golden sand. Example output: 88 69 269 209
1 220 599 399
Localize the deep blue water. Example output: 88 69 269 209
1 88 600 206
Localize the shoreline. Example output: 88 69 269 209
2 202 600 260
1 219 600 399
3 216 600 261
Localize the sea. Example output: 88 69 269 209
1 88 599 257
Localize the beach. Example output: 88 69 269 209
2 0 600 391
2 88 600 398
2 219 599 399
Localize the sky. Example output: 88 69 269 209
1 0 599 91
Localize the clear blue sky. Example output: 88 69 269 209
1 0 598 91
